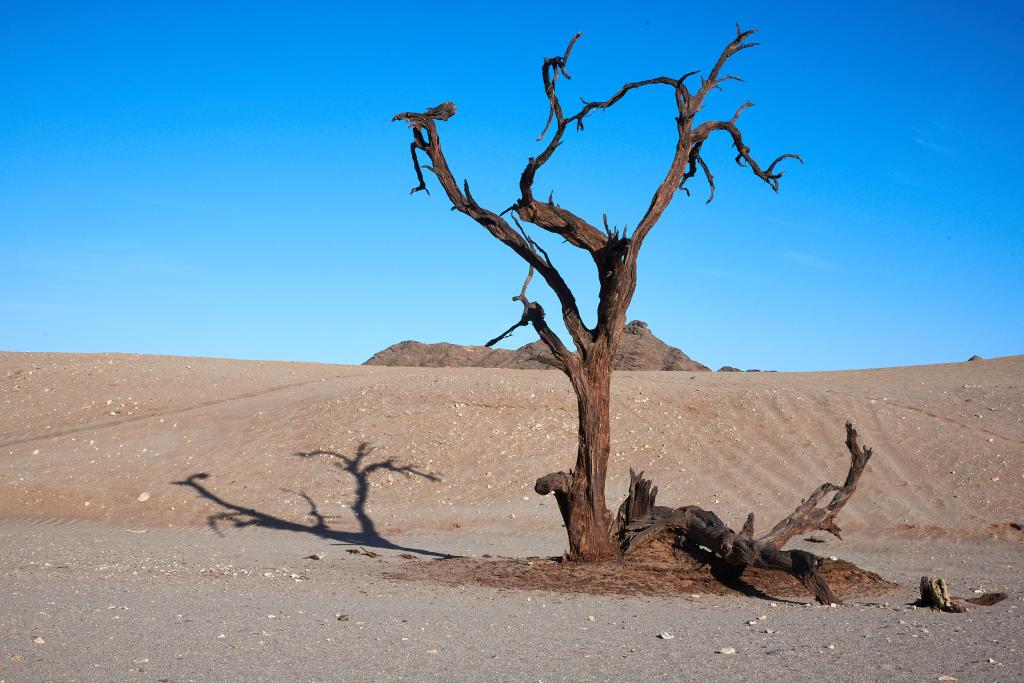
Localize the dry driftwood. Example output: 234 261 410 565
917 577 966 613
916 576 1009 612
609 422 874 604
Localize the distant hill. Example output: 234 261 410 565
364 320 709 371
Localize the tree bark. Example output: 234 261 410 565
537 346 618 561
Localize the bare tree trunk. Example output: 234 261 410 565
568 355 617 560
536 348 618 560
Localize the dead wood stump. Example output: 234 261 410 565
917 576 966 613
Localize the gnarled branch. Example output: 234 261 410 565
396 28 799 368
393 106 592 361
485 266 536 348
517 36 693 257
587 26 798 344
756 422 874 549
692 116 803 192
515 32 608 255
631 26 776 252
481 264 576 370
616 422 875 604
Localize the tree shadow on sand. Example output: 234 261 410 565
172 442 449 558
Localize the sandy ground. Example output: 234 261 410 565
1 352 1022 681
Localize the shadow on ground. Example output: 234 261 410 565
172 442 449 558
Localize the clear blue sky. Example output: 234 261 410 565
2 1 1021 371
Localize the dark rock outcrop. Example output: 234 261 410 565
364 320 709 371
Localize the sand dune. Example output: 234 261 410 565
2 351 1020 543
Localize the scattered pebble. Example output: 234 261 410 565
717 647 736 655
658 632 674 640
32 636 45 644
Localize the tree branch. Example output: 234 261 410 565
513 33 609 254
396 27 798 370
630 27 763 253
516 36 687 256
591 26 797 339
485 266 535 347
570 77 682 132
691 116 803 192
393 105 592 357
482 265 579 374
756 422 874 550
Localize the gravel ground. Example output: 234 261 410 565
1 519 1021 683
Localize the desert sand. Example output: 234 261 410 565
1 351 1022 681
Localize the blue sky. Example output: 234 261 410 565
2 1 1021 371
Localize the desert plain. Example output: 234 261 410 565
1 351 1022 682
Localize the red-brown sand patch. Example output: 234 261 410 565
393 542 896 601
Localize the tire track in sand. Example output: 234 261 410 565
0 378 335 450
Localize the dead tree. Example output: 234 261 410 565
394 27 820 563
614 422 874 604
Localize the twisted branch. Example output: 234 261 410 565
394 26 799 374
485 266 536 348
393 106 590 366
756 422 874 549
616 421 874 605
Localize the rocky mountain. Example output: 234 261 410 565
364 320 709 371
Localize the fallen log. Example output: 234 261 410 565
613 421 874 604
